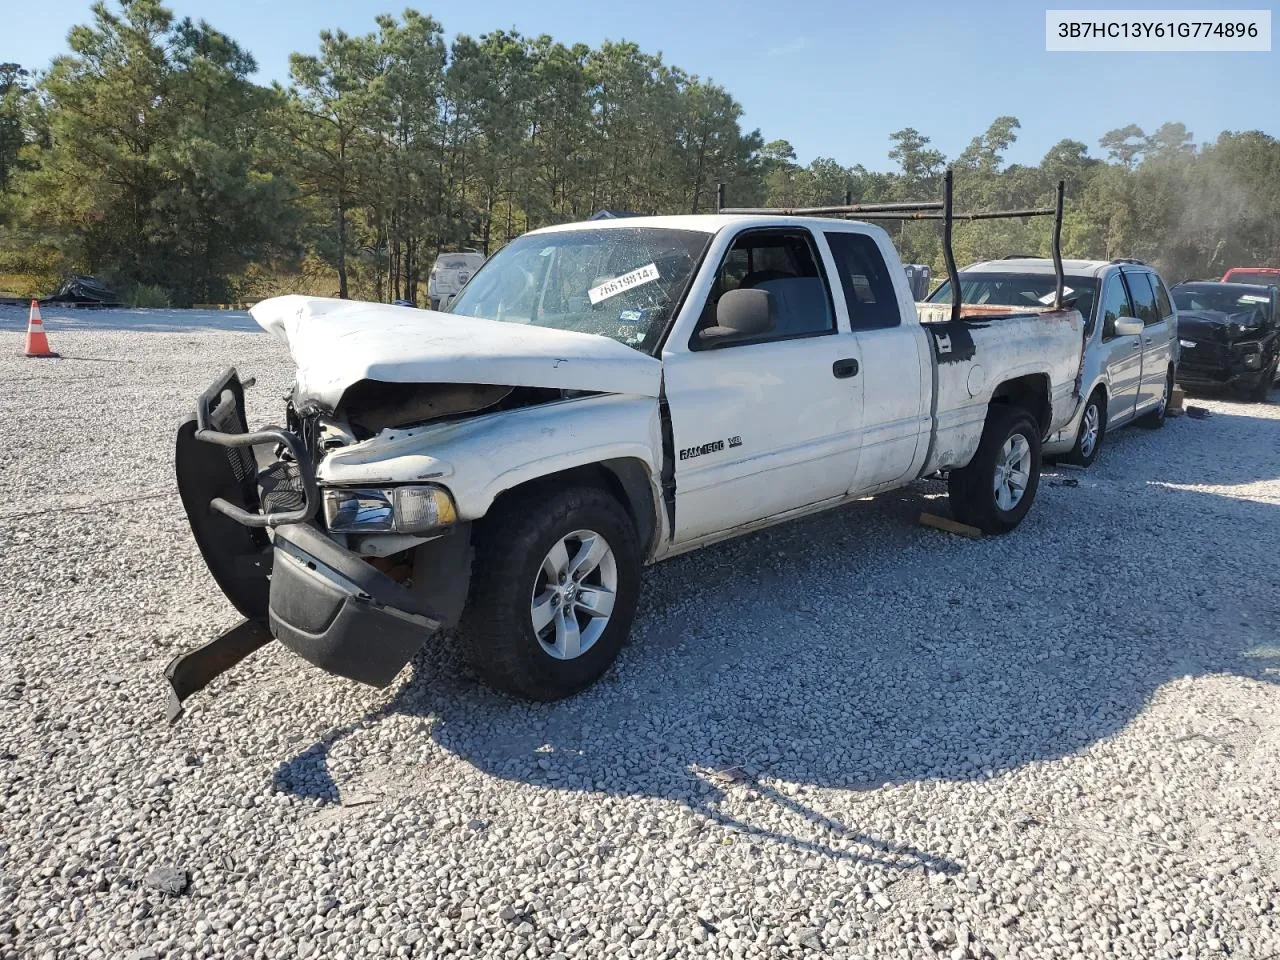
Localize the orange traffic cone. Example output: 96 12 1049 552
23 300 58 358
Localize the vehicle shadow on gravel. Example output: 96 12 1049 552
274 415 1280 867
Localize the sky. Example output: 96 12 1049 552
4 0 1278 171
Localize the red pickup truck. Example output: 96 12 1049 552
1222 267 1280 286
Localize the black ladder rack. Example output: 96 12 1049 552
718 167 1067 323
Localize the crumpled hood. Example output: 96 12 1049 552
1177 309 1258 343
250 295 662 409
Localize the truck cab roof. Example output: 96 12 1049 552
528 213 891 237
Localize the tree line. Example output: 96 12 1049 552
1 0 1277 307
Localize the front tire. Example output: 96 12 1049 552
1246 355 1277 402
1063 391 1105 468
948 406 1042 534
460 486 641 700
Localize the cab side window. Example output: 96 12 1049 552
1098 276 1134 341
1124 272 1161 326
823 231 902 330
693 229 835 348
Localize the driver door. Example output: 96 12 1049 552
661 227 863 544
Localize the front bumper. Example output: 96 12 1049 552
268 523 439 686
1176 338 1267 387
166 368 442 720
1177 369 1254 388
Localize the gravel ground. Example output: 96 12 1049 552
2 311 1279 960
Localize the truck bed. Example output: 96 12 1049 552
914 301 1085 474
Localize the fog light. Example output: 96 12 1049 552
1242 352 1262 370
323 485 457 534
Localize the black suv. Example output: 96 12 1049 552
1171 281 1279 401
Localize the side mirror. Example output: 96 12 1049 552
1114 316 1143 337
698 288 775 346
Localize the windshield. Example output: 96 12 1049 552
448 227 711 353
929 272 1098 320
1173 284 1273 316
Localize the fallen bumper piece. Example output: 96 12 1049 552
164 619 274 722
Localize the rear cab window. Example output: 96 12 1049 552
823 231 901 330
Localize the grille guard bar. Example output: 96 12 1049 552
196 367 320 528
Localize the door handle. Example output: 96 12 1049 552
832 358 859 379
1143 337 1153 345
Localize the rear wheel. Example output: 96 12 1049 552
460 486 641 700
1063 391 1106 468
948 406 1042 534
1138 367 1173 428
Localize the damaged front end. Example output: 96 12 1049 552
168 368 458 721
1176 311 1275 389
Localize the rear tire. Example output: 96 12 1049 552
948 406 1042 535
1063 391 1106 468
1138 367 1173 428
460 485 641 700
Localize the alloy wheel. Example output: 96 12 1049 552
993 434 1032 511
530 529 618 660
1079 403 1100 459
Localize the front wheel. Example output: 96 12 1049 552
948 406 1042 534
460 486 642 700
1246 355 1277 402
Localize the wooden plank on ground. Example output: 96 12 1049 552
918 512 983 539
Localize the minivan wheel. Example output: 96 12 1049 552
461 486 641 700
1138 367 1174 428
948 406 1042 534
1063 392 1105 467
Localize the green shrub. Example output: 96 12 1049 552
126 283 171 308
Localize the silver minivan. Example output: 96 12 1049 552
929 258 1179 466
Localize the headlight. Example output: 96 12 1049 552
323 485 457 534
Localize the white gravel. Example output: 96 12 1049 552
2 308 1279 960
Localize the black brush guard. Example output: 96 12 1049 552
166 368 442 721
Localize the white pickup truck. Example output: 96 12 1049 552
168 206 1084 715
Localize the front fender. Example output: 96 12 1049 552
317 393 663 521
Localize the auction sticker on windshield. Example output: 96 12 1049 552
589 263 660 305
1039 287 1074 305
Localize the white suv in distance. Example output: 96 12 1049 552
929 257 1178 466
